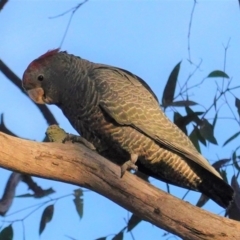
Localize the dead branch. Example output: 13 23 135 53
0 172 22 215
0 131 240 240
0 0 8 11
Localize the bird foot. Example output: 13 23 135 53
121 153 138 177
63 134 96 151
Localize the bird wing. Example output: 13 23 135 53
92 66 221 179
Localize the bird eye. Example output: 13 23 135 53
37 75 44 81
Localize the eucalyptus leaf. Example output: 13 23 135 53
207 70 229 78
162 61 181 107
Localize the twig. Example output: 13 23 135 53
182 190 190 201
124 217 136 240
224 94 240 126
187 0 197 63
222 38 231 90
175 59 202 100
49 0 89 48
21 221 26 240
5 193 72 217
49 0 88 19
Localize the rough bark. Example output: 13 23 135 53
0 131 239 240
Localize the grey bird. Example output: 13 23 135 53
22 49 234 208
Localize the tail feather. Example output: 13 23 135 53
198 173 234 209
137 161 234 209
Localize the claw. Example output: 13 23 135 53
63 134 96 150
120 153 138 177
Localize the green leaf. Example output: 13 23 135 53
162 61 181 107
207 70 229 79
185 107 202 125
174 112 187 135
34 188 55 198
15 193 34 198
195 127 207 146
212 112 218 130
16 188 55 198
227 175 240 221
73 188 83 198
0 225 13 240
189 127 201 153
65 235 77 240
219 169 228 184
73 189 83 219
127 214 142 232
212 159 231 171
164 100 197 107
112 231 124 240
185 106 193 115
199 119 218 145
213 94 217 111
39 204 54 235
235 97 240 116
174 110 204 136
231 175 240 209
173 112 182 122
232 147 240 172
223 131 240 147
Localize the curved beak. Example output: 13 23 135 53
27 87 45 104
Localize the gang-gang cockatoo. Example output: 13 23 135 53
22 49 234 208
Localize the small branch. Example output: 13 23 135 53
187 0 197 63
222 38 231 74
0 60 58 125
49 0 89 48
0 131 240 240
175 58 202 100
221 38 231 90
49 0 88 19
200 79 237 121
0 114 18 137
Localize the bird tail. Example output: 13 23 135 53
137 161 234 209
197 171 234 209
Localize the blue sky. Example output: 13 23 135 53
1 1 240 239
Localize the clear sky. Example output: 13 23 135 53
1 1 240 240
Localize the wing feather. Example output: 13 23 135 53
91 66 221 179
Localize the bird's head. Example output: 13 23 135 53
22 48 66 105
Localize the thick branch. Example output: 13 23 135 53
0 131 239 240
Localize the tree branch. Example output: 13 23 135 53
0 131 239 240
0 172 22 215
0 0 8 11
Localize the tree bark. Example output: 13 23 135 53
0 131 239 240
